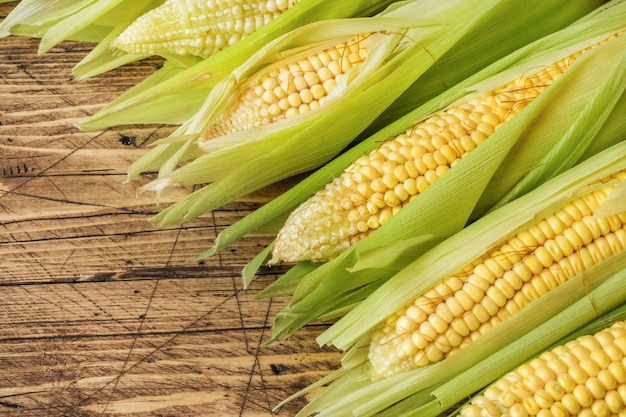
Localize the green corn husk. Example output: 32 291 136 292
77 0 400 128
118 0 610 237
278 141 626 416
236 3 626 344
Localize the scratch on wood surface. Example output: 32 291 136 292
69 285 252 414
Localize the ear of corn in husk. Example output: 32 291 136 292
127 0 527 228
78 0 400 128
292 274 626 417
282 141 626 417
247 3 626 344
352 274 626 417
319 139 626 355
415 303 626 417
270 30 622 265
368 168 626 380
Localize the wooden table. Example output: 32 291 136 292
0 3 342 416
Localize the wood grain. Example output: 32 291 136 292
0 3 341 416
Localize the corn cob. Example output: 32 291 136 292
270 32 622 264
199 33 369 140
460 320 626 417
112 0 300 58
367 169 626 380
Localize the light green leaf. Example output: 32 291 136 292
347 234 440 273
242 243 272 289
0 0 93 38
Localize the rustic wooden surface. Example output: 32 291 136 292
0 3 342 416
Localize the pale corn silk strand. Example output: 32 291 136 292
200 34 370 139
270 31 622 264
112 0 300 58
368 169 626 380
460 320 626 417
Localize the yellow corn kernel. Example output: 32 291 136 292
113 0 300 58
271 32 621 264
459 321 626 417
201 34 369 140
367 170 626 379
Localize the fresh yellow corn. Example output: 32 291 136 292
199 33 369 140
459 319 626 417
367 169 626 380
270 32 622 264
112 0 300 58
